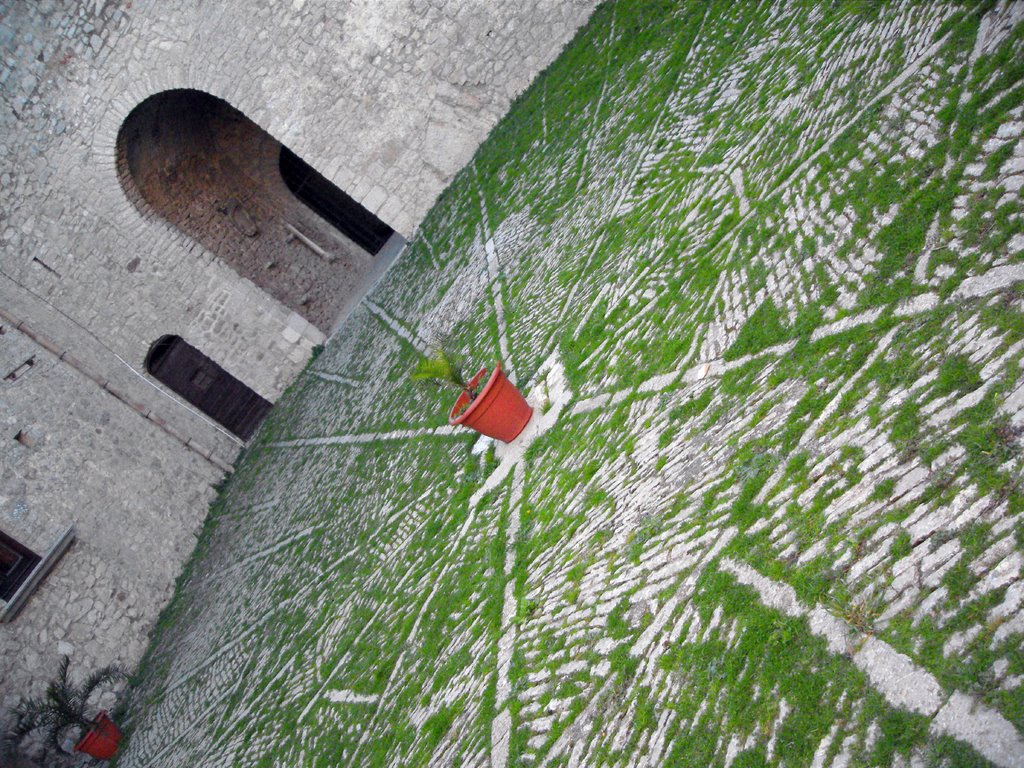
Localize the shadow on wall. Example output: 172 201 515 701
115 89 395 332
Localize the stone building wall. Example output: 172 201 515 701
0 0 597 724
1 0 595 406
0 323 222 718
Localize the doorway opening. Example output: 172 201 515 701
145 335 271 440
279 147 394 254
117 89 402 331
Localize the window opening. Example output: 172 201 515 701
0 530 41 602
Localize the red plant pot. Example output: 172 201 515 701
449 362 533 443
74 711 122 760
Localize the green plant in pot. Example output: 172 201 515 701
5 655 127 761
412 346 475 402
412 344 533 443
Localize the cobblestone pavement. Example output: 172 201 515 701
119 2 1024 766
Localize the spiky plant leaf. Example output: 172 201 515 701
80 665 128 708
4 655 127 754
411 347 469 392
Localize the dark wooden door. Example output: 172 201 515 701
146 336 272 440
0 530 40 602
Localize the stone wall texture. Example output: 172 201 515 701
0 324 221 719
0 0 596 726
1 0 595 405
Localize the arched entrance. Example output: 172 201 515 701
145 336 271 440
117 90 400 331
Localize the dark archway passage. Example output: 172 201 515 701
117 89 400 331
279 147 394 255
146 335 271 440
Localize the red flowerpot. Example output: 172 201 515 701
449 362 533 443
74 711 122 760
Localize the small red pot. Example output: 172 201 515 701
449 362 533 443
74 711 122 760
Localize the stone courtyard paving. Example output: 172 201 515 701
115 1 1024 766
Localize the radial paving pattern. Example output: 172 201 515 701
119 2 1024 766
